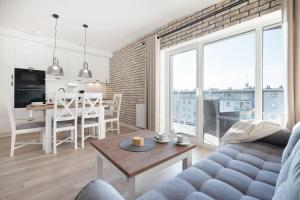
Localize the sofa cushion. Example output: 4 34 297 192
274 138 300 200
75 180 124 200
282 122 300 163
258 129 291 147
276 126 300 187
277 135 300 184
137 142 284 200
185 192 214 200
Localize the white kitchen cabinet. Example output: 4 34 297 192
0 35 14 80
14 39 46 71
45 46 69 80
86 55 109 83
69 51 85 82
48 50 109 83
100 57 109 83
86 55 101 82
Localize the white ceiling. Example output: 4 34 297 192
0 0 219 52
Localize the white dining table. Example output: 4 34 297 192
27 102 110 154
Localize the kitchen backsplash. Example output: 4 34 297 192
45 80 106 100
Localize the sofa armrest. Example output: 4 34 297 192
75 180 125 200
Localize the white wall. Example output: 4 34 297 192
0 27 111 136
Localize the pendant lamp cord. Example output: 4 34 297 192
83 26 87 67
53 17 58 61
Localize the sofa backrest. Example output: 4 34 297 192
281 122 300 163
273 123 300 200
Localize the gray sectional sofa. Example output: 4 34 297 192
76 123 300 200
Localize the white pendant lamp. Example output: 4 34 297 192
47 14 64 76
79 24 92 78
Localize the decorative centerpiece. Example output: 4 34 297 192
132 137 144 147
119 137 156 152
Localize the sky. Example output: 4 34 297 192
172 27 284 91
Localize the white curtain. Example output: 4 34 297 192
283 0 300 129
145 34 160 131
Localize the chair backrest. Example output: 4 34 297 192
6 99 16 132
203 99 219 135
54 93 78 122
82 93 103 120
112 94 122 118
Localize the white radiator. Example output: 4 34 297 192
136 104 146 128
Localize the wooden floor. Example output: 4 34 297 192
0 126 213 200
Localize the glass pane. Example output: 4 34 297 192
203 32 256 146
159 52 167 133
171 49 197 136
263 26 284 125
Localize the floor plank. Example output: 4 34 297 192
0 126 213 200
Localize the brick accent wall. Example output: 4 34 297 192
108 0 282 127
106 42 146 126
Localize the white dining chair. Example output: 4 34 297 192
104 94 122 134
6 100 45 157
53 93 78 154
78 93 103 148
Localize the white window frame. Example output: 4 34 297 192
162 11 282 147
166 44 199 138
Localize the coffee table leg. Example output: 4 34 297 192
128 177 136 200
182 151 192 170
96 154 104 179
100 106 105 139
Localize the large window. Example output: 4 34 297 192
170 49 197 136
203 32 256 146
262 25 285 125
162 15 284 146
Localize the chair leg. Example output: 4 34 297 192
117 120 120 135
10 130 16 157
103 121 107 138
97 125 101 139
42 130 46 151
53 129 57 154
70 130 74 142
74 128 77 150
81 126 84 148
93 127 96 137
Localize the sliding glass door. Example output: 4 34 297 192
163 18 284 146
170 49 197 136
203 32 256 146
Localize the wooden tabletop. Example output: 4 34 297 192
90 130 196 177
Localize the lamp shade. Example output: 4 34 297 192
78 61 92 78
47 57 64 76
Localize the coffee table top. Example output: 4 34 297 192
90 130 196 177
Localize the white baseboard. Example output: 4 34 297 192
120 122 141 131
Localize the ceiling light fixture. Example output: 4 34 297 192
46 14 64 76
79 24 92 78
